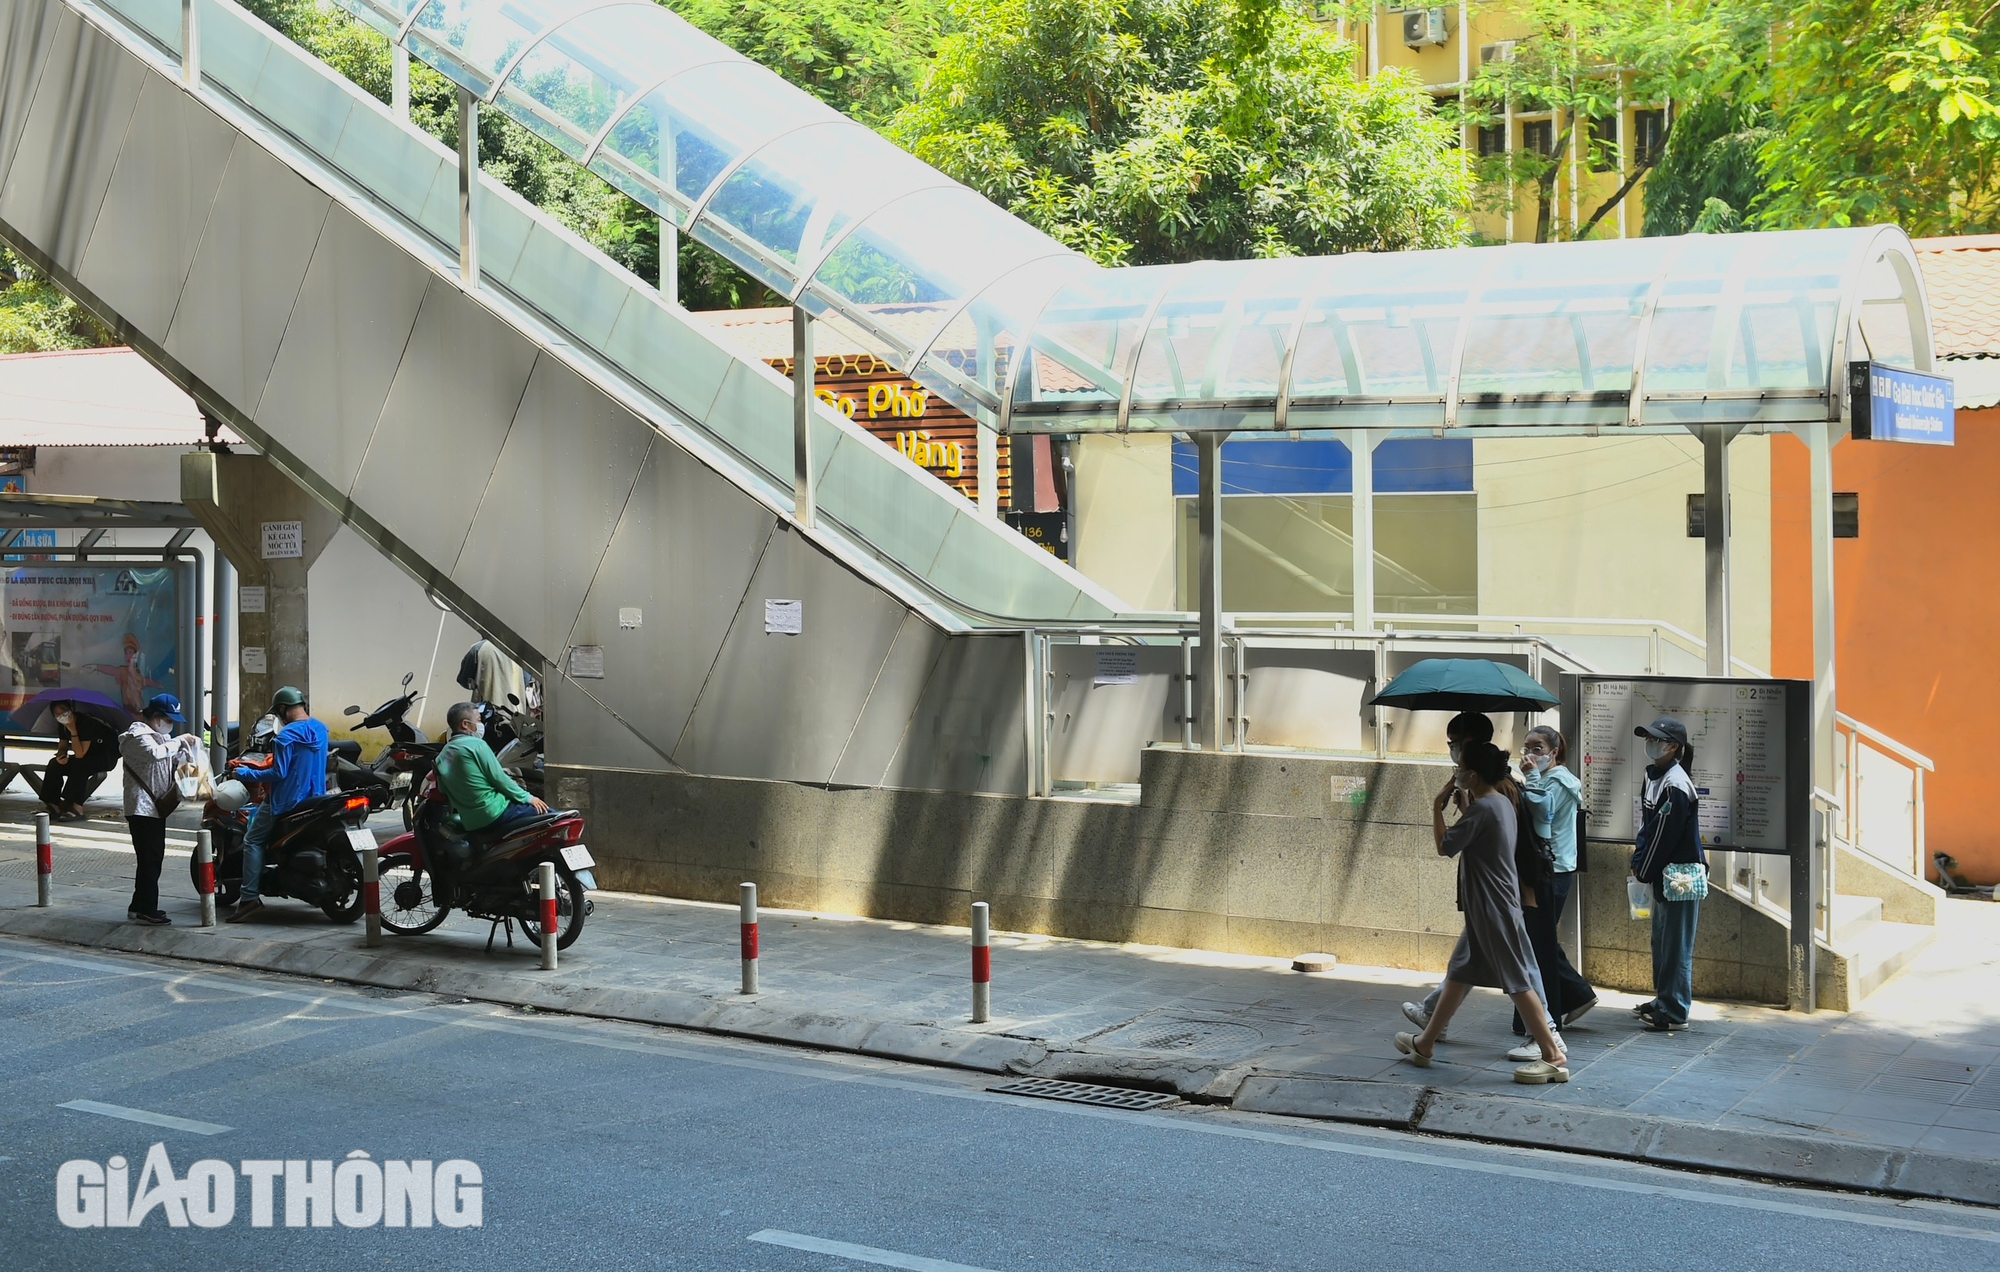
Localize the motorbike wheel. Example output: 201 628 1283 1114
320 842 365 924
186 850 241 907
377 853 450 935
515 862 587 951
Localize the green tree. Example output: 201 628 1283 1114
0 250 110 353
889 0 1471 265
1642 96 1772 235
1758 3 1999 234
667 0 944 125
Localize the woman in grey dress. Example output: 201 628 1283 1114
1395 742 1570 1083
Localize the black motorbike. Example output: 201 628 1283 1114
194 786 381 920
343 672 440 831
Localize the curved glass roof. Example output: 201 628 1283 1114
337 0 1937 436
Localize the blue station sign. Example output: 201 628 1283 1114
1849 361 1955 445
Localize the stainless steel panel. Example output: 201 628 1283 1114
502 220 627 350
675 523 912 783
0 11 147 272
700 358 793 485
925 508 1088 621
256 203 428 494
881 634 1028 795
1045 642 1180 785
0 0 62 184
602 287 734 424
165 142 332 411
73 77 236 343
829 611 946 788
1242 647 1372 752
564 440 776 760
327 98 445 227
452 356 655 655
546 672 673 774
347 281 540 571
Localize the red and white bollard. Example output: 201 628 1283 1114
35 811 51 907
195 829 217 927
971 901 991 1024
739 882 759 994
361 845 381 948
538 861 557 971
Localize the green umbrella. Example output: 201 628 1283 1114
1368 658 1559 713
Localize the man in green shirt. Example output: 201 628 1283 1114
435 702 548 835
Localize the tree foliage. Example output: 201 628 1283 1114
889 0 1470 265
0 250 110 354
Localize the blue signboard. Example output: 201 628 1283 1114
1171 436 1474 497
1849 362 1954 445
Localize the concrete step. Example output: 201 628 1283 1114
1832 892 1884 944
1846 919 1938 1002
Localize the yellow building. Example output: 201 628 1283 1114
1331 3 1667 243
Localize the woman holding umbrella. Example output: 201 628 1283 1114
44 700 120 820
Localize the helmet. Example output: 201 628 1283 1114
271 685 307 712
211 779 250 813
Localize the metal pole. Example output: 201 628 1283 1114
1347 429 1375 634
538 861 557 971
392 45 410 119
196 830 216 927
739 882 759 993
977 423 999 518
457 87 478 288
211 550 232 775
35 811 51 907
970 901 991 1023
362 846 381 948
659 218 677 301
1196 432 1225 750
1703 427 1732 676
179 0 198 87
792 308 816 527
1807 419 1839 804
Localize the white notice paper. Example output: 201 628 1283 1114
241 646 267 674
764 599 802 635
1092 648 1139 685
568 645 605 679
237 586 266 614
618 607 642 630
261 521 303 559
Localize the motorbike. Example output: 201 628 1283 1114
488 692 544 801
343 672 442 830
375 770 594 950
193 784 381 919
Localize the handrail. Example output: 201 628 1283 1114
1836 712 1936 771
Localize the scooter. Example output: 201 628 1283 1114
374 770 594 950
343 672 441 831
489 692 544 801
194 784 378 920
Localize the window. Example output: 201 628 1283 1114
1689 492 1857 538
1634 109 1667 167
1477 124 1506 157
1520 119 1554 157
1588 115 1619 173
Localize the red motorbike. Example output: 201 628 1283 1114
375 770 595 950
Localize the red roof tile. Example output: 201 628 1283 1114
1916 236 2000 359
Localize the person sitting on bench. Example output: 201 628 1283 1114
45 702 119 821
435 701 547 841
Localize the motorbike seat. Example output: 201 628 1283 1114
329 740 364 763
467 812 566 846
276 791 354 828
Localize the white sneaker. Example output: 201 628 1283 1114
1507 1032 1565 1062
1401 1001 1447 1043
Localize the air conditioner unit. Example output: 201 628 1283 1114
1480 40 1518 64
1403 8 1448 48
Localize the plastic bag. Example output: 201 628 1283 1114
1627 878 1653 921
177 756 214 801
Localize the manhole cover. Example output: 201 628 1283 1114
988 1079 1178 1111
1083 1015 1266 1055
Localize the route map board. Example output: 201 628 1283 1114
1560 675 1810 855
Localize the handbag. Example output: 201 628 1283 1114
1662 861 1709 901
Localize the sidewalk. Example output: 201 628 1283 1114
2 801 1997 1206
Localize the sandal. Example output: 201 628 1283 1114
1394 1031 1434 1068
1513 1057 1570 1084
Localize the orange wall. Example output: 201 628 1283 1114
1772 407 2000 883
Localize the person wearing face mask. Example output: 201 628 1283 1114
118 694 203 925
1512 725 1597 1044
434 701 548 842
42 701 119 821
226 686 328 923
1631 717 1704 1032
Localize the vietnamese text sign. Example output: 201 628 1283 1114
261 521 303 559
237 586 266 614
764 599 802 635
240 646 266 674
1093 649 1139 685
3 565 182 721
1850 362 1954 445
568 645 604 679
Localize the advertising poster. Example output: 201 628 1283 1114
2 564 182 723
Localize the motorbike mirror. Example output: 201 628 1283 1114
344 705 362 716
506 693 520 706
402 672 414 687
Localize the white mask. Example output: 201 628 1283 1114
54 710 73 725
1644 738 1671 762
1452 770 1469 791
476 722 486 740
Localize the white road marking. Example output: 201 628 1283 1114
6 942 1997 1246
58 1099 231 1135
750 1230 1001 1272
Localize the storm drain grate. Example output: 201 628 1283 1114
987 1079 1179 1111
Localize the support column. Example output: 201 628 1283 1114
1796 417 1840 1011
659 218 677 302
1346 429 1376 632
179 0 198 86
977 423 998 518
1196 433 1225 750
1703 427 1732 675
392 45 409 118
210 550 233 773
457 88 478 287
792 307 815 527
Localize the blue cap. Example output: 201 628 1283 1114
144 693 185 723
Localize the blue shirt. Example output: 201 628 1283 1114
235 717 328 815
1522 763 1582 873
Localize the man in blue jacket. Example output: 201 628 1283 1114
1630 716 1704 1032
227 686 328 922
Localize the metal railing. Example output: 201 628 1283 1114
1835 713 1934 880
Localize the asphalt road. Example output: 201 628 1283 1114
0 937 1994 1271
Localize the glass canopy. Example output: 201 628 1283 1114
338 0 1938 435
